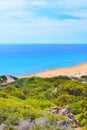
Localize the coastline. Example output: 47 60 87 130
18 62 87 78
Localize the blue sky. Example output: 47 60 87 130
0 0 87 43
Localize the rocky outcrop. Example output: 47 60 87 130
48 106 80 128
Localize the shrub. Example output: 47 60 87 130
11 91 25 100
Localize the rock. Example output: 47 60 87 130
52 88 57 93
0 124 6 130
59 106 71 115
57 120 73 130
47 106 61 114
35 117 48 126
47 106 80 128
17 119 33 130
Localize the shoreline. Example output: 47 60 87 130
18 62 87 78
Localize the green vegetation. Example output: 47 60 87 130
0 75 7 84
0 76 87 129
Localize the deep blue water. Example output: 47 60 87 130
0 44 87 76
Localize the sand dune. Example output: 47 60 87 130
18 62 87 78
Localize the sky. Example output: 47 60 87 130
0 0 87 44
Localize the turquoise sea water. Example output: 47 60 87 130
0 44 87 76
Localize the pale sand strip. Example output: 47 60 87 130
18 62 87 78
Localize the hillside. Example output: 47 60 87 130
0 75 87 129
0 75 17 85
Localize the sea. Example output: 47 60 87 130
0 44 87 76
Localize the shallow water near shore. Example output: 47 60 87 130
0 44 87 76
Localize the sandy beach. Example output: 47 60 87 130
18 62 87 78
